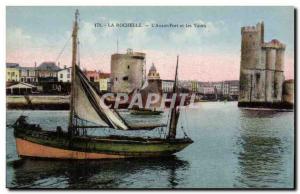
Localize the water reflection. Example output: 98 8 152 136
6 104 294 188
240 109 282 118
236 110 285 188
8 156 189 189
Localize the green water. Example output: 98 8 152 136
6 102 294 189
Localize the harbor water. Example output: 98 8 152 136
6 102 294 189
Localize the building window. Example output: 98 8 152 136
123 76 128 81
115 77 118 81
256 73 260 84
127 65 130 69
60 74 63 78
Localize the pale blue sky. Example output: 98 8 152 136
6 6 294 81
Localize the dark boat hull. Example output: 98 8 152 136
14 129 193 159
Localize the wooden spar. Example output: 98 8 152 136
68 9 79 132
172 56 179 94
167 56 179 139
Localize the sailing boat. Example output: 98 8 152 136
12 10 193 159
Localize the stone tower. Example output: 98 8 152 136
264 39 285 102
239 22 286 106
140 63 162 109
111 49 145 93
239 22 265 103
148 63 160 80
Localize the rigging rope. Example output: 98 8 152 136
55 35 72 64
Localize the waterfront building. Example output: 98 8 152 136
6 63 20 82
227 80 239 96
20 67 37 83
58 66 72 82
84 70 100 90
84 70 99 82
178 80 191 91
239 22 285 106
198 82 215 95
111 49 145 93
36 62 61 82
6 82 37 95
212 82 223 95
222 82 229 96
191 81 199 93
162 80 174 93
202 86 215 95
99 72 110 92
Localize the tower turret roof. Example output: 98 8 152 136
149 63 157 72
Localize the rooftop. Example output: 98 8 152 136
37 62 61 71
20 66 36 71
6 63 19 68
99 72 110 79
149 63 157 72
263 39 286 49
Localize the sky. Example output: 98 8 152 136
6 6 294 81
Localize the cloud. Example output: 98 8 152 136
7 27 34 52
79 21 97 45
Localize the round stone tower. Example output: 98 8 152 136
240 25 262 70
239 21 287 108
263 39 286 102
265 47 276 102
111 49 145 93
239 22 265 103
274 42 286 102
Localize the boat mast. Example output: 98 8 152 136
68 9 79 132
167 55 179 139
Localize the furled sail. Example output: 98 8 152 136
73 65 129 130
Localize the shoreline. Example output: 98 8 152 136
6 95 294 111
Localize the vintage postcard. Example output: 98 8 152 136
6 6 295 189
